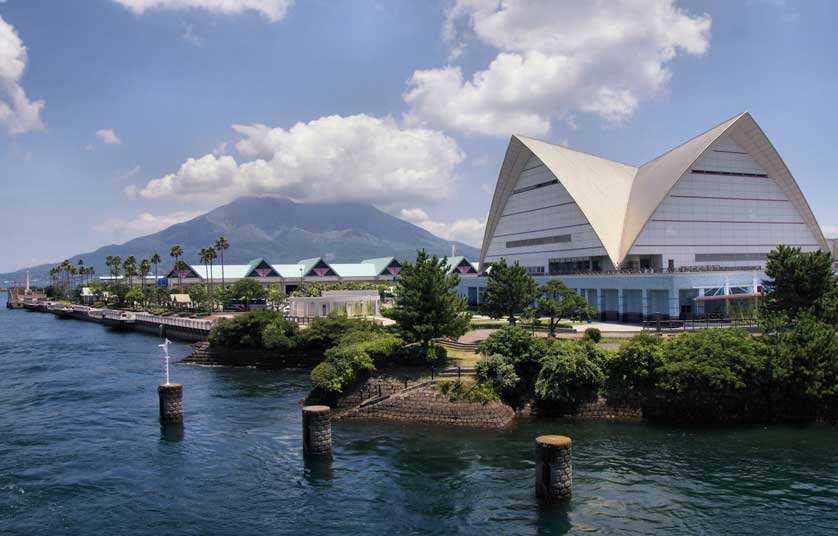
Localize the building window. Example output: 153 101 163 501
512 178 559 195
695 253 768 262
691 169 768 178
506 234 571 249
525 266 545 275
548 256 599 275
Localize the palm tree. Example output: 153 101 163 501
150 253 162 303
206 247 217 311
170 245 184 290
139 259 150 291
77 259 85 287
199 248 216 312
214 236 229 292
123 256 137 289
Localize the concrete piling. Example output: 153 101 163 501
158 383 184 425
302 405 332 455
535 435 572 502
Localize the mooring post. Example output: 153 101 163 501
535 435 572 502
302 405 332 456
158 383 183 425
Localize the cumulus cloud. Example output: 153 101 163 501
133 114 465 206
404 0 711 136
400 207 485 247
0 15 45 135
96 128 121 145
111 0 294 21
94 210 204 240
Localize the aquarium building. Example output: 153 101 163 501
464 112 829 320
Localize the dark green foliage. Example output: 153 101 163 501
535 341 605 408
209 311 291 348
763 311 838 403
296 312 382 351
481 258 539 324
583 327 602 343
309 331 402 393
656 329 768 414
228 278 267 310
478 325 541 389
536 279 596 334
763 245 837 319
606 333 665 403
384 250 471 360
475 354 520 399
262 319 299 351
439 380 499 403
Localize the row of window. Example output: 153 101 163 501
691 169 768 178
694 253 768 262
506 234 571 249
511 178 559 195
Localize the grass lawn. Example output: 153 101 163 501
446 348 484 367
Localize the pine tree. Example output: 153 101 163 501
481 258 538 324
385 250 471 359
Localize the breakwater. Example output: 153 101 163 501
14 300 213 342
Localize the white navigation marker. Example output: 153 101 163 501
159 338 173 385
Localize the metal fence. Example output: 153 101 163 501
642 315 759 332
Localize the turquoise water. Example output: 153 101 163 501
1 292 837 535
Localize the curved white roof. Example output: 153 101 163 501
480 112 828 268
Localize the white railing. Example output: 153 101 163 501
134 312 215 332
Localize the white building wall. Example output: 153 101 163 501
484 155 608 272
629 135 821 269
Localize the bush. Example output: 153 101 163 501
296 312 381 351
583 327 602 343
475 354 520 399
479 325 541 387
209 311 290 348
310 362 342 393
606 333 665 403
262 319 299 351
310 331 404 394
658 329 766 395
535 341 605 409
438 379 499 403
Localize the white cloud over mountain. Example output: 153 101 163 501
94 210 203 240
133 114 465 206
399 208 485 248
0 15 45 135
404 0 711 136
111 0 294 21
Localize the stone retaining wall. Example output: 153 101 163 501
340 381 515 428
182 342 323 369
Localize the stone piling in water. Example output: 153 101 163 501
302 405 331 455
158 383 183 425
535 435 572 502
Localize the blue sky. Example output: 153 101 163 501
1 0 836 272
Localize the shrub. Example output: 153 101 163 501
297 312 381 351
658 329 766 395
606 333 665 403
209 311 289 348
438 379 499 403
475 354 520 399
262 319 299 351
583 327 602 343
479 325 541 387
310 362 342 393
535 342 605 408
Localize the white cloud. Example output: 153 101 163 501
96 128 121 145
400 207 485 247
85 143 95 151
212 141 228 156
94 210 204 240
0 15 45 135
134 114 465 206
181 22 203 46
111 0 294 22
404 0 711 137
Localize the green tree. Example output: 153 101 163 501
199 247 217 312
123 256 137 289
150 253 162 303
229 278 267 311
763 245 837 320
481 258 538 324
214 236 229 293
170 245 184 289
605 332 665 403
267 285 287 311
535 341 605 408
139 259 151 293
535 279 595 335
124 288 144 308
384 250 471 361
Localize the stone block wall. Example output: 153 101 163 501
341 382 515 428
183 342 323 369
